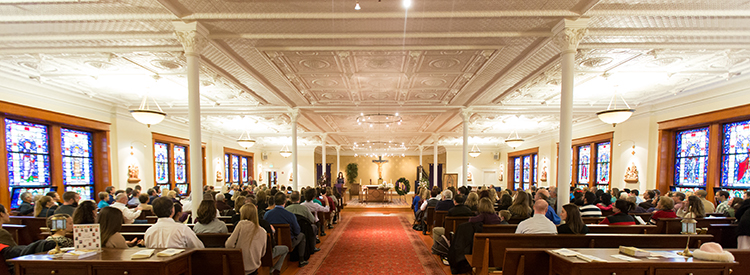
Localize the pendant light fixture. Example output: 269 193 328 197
237 131 255 149
469 144 481 158
130 93 166 127
354 1 361 10
505 130 524 149
597 89 635 127
279 145 292 158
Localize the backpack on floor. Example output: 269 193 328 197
431 235 450 257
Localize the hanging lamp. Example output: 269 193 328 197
237 131 255 149
130 94 166 127
279 145 292 158
505 130 524 149
597 90 635 127
469 144 481 158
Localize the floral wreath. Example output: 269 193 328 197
395 177 410 196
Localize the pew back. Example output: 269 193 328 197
271 224 293 251
501 248 550 275
8 216 47 243
425 207 435 232
190 249 244 275
727 249 750 275
482 224 657 234
655 217 735 234
433 211 448 228
444 216 471 242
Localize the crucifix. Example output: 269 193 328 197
372 156 389 180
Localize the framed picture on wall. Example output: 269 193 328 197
444 173 458 190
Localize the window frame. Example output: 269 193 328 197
507 147 539 191
557 132 614 190
152 133 206 196
223 147 254 187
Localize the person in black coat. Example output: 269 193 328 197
448 194 475 217
16 192 34 216
291 214 316 262
737 200 750 249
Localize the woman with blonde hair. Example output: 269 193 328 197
488 188 498 204
34 196 56 217
226 204 266 275
465 192 480 211
229 195 247 225
508 192 532 220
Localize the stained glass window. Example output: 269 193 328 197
522 156 530 183
174 145 186 184
513 157 521 183
175 184 188 195
533 154 538 183
578 145 591 184
596 142 611 185
65 186 92 201
241 157 248 183
5 119 49 186
722 120 750 188
224 154 229 184
675 127 709 187
231 155 239 183
154 142 169 184
61 129 93 186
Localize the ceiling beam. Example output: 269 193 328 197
579 43 750 49
0 46 184 54
199 57 270 105
210 31 553 40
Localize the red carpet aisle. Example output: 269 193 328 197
303 214 443 275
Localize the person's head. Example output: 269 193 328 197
37 195 54 208
671 192 686 203
135 185 142 192
72 200 97 224
745 191 750 200
533 199 548 214
611 188 619 197
420 188 430 200
152 197 175 218
583 192 596 205
466 192 479 207
290 191 301 203
561 204 586 234
454 194 466 205
196 200 217 225
686 195 705 217
105 186 115 194
234 195 247 212
0 204 9 224
657 196 674 210
46 191 60 202
147 189 155 196
441 189 453 201
599 193 612 206
630 189 639 197
115 193 128 204
172 203 183 220
498 210 511 221
477 198 495 214
716 190 729 202
695 190 708 199
613 199 635 214
98 192 108 202
98 207 124 245
239 203 259 225
458 186 469 196
215 193 226 202
62 191 78 205
166 191 177 200
430 188 440 198
512 192 530 207
274 192 286 206
535 189 550 201
20 192 32 203
644 190 655 200
731 197 744 209
126 187 133 196
338 172 343 179
137 193 148 204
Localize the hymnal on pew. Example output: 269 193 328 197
131 249 155 259
62 249 98 259
157 249 185 257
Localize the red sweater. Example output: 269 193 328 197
650 210 677 221
599 213 636 225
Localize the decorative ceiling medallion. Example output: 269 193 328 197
415 92 437 99
321 92 345 100
429 58 460 69
579 57 613 69
647 57 682 68
18 61 57 72
440 51 462 55
421 78 447 87
295 52 319 56
368 79 391 88
311 79 338 87
369 93 390 99
150 59 184 71
83 60 118 71
300 59 331 69
710 58 750 69
366 58 393 69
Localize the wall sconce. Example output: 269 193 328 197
618 140 636 155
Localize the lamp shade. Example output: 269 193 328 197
130 109 166 126
596 108 635 126
237 139 255 148
469 145 481 158
505 138 524 149
280 150 292 158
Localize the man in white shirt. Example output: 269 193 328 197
301 189 329 236
145 197 204 249
515 200 557 234
109 193 142 224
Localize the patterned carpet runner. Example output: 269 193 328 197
307 215 443 274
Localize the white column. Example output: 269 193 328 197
418 146 423 166
173 22 208 214
461 108 471 186
336 145 341 176
433 140 438 188
291 109 299 189
321 133 327 182
553 18 588 213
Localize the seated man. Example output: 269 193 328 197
515 200 557 234
435 190 454 211
264 193 308 267
301 188 329 236
215 193 232 213
535 189 561 225
145 197 204 248
109 193 142 224
17 192 34 216
54 191 79 216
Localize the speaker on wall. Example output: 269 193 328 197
493 153 500 160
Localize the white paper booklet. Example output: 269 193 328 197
131 249 155 259
156 248 185 257
73 224 101 250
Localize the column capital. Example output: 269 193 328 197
460 107 473 122
289 108 300 122
172 21 209 56
418 145 423 152
552 18 589 54
335 145 341 152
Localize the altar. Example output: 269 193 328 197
364 185 389 202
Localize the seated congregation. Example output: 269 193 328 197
0 184 344 275
411 185 750 274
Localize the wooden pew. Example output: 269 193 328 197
271 224 293 251
191 249 244 275
259 233 286 275
2 224 30 245
708 223 738 248
482 224 657 234
197 233 232 248
119 223 235 233
136 209 153 220
500 248 550 275
656 217 736 234
444 216 471 242
424 207 435 233
145 215 233 224
582 217 606 224
727 249 750 275
433 210 448 228
468 233 713 274
8 216 48 242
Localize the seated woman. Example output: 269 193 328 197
35 196 56 218
596 193 614 212
194 200 228 234
225 204 267 275
72 201 97 224
230 195 247 225
599 199 636 225
99 207 141 248
507 192 532 220
649 196 677 223
558 204 589 234
45 214 73 247
468 198 504 224
677 195 706 218
496 193 512 212
465 192 479 212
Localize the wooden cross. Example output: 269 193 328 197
372 156 389 179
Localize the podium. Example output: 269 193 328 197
364 185 388 202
